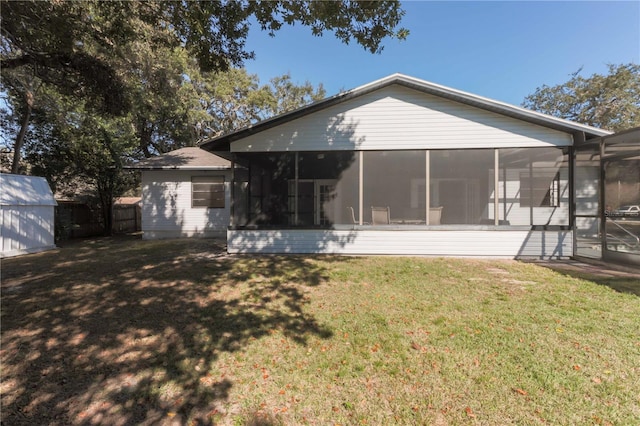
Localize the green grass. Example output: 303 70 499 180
1 237 639 425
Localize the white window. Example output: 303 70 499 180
192 176 225 208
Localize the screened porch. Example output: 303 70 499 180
229 146 570 230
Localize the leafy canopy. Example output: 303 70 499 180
1 0 407 115
523 63 640 132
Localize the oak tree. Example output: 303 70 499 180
523 63 640 132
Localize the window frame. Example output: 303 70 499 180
192 176 225 208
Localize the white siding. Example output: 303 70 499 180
1 205 56 257
232 85 573 152
227 229 573 258
1 174 57 258
141 170 231 239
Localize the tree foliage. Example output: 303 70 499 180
195 70 325 141
523 63 640 132
1 0 406 115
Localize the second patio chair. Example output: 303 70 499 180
371 206 390 225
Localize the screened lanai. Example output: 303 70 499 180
574 127 640 265
230 146 570 230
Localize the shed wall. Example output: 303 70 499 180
231 85 573 152
1 205 56 257
141 169 231 239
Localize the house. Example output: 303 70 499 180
135 74 638 261
130 147 231 239
1 173 57 258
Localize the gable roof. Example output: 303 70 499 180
0 173 57 206
126 147 231 170
200 73 612 151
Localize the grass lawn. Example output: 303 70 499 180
1 237 639 425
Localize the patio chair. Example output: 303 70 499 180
347 206 370 225
347 206 358 224
428 206 443 225
371 206 390 225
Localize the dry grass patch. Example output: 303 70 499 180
2 237 639 425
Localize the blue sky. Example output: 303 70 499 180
243 1 639 106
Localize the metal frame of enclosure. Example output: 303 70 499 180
574 127 640 266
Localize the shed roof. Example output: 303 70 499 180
200 73 612 151
0 173 57 206
126 147 231 170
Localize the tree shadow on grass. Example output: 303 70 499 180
521 259 640 297
1 237 340 425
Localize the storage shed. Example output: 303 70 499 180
1 173 57 258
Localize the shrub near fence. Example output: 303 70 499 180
55 201 103 240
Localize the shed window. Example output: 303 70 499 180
520 171 560 207
192 176 225 208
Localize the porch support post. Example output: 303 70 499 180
425 150 430 225
599 138 607 251
358 151 363 225
247 162 252 224
230 157 235 227
529 151 534 225
494 149 499 225
568 146 575 231
294 152 299 225
503 161 507 222
569 133 584 235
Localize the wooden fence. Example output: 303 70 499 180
55 201 141 239
112 204 141 234
55 202 103 239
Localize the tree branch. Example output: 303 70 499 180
0 55 35 70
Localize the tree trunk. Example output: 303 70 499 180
97 175 115 236
11 91 33 174
137 117 154 158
